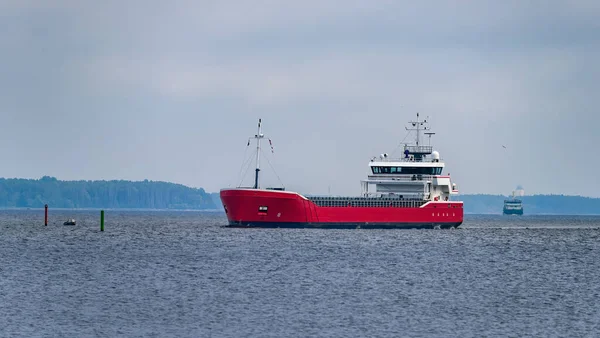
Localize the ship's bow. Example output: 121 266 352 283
220 188 310 226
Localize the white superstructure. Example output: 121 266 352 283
360 113 459 201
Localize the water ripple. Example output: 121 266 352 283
1 210 599 337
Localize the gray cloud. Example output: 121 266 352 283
1 1 599 196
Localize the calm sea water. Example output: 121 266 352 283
1 210 599 337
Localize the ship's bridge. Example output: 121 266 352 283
361 151 456 201
368 149 445 175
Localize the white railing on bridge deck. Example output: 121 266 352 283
404 145 433 154
371 156 443 163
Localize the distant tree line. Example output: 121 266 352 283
459 194 600 215
0 176 217 209
2 178 597 214
210 192 223 210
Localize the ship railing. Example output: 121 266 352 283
404 145 433 154
306 195 422 201
372 157 443 163
306 195 428 208
361 192 428 198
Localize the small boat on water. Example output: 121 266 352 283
63 219 76 225
503 188 524 215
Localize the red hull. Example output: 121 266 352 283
220 189 463 229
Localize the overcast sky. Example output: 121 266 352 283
1 1 599 197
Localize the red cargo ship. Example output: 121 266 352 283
220 114 463 229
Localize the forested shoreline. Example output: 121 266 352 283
0 176 216 209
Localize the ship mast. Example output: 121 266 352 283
404 113 432 160
253 118 265 189
406 112 429 146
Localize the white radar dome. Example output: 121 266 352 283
432 150 440 160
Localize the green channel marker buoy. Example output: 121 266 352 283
100 210 104 231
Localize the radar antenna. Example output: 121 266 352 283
424 132 436 145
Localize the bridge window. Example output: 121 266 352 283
371 167 443 175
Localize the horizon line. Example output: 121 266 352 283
1 176 598 199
